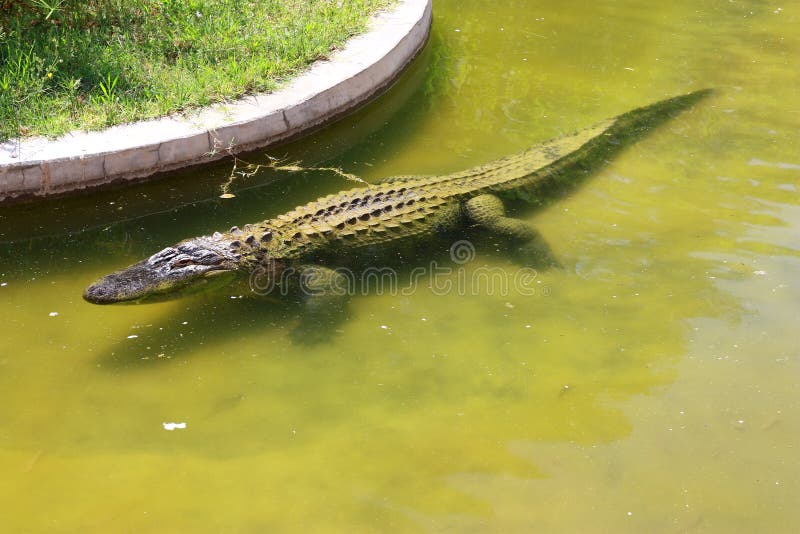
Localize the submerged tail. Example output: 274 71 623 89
438 89 713 198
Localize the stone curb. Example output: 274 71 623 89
0 0 432 203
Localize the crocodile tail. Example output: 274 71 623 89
440 89 713 198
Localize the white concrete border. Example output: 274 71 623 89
0 0 432 202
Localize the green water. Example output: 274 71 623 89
1 0 799 531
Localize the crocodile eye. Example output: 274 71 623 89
171 258 194 269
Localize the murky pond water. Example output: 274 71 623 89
2 1 799 531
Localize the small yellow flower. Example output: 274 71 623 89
46 72 53 79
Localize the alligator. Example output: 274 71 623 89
84 90 710 308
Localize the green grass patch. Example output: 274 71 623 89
0 0 394 141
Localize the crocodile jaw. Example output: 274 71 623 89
84 237 240 304
83 260 236 304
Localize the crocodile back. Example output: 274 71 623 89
253 89 711 259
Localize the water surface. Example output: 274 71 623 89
1 1 799 531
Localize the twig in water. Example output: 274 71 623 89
218 153 367 199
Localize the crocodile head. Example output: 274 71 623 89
83 237 240 304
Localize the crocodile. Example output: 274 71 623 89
84 89 710 307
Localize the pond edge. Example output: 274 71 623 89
0 0 432 203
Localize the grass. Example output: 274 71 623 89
0 0 394 141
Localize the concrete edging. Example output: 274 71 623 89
0 0 432 203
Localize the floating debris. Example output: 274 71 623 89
162 422 187 431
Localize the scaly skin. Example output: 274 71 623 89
84 89 711 305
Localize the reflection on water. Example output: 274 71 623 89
1 0 799 532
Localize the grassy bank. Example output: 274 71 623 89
0 0 393 141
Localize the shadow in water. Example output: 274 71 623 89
93 240 465 369
507 89 714 208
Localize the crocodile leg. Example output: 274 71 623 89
292 265 350 343
298 265 348 306
463 194 560 268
